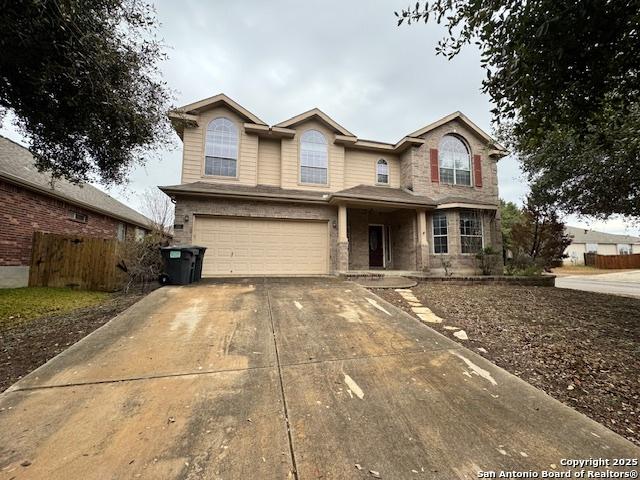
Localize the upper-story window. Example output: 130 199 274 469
300 130 328 184
439 135 471 186
376 159 389 184
205 117 238 177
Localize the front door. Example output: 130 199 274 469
369 225 384 268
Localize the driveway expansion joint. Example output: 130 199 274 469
265 278 300 480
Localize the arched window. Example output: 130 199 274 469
300 130 328 184
205 117 238 177
439 135 471 186
376 159 389 184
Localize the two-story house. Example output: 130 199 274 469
160 94 507 276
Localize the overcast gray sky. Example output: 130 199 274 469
1 0 636 234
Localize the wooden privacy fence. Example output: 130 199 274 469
29 232 126 291
584 252 640 269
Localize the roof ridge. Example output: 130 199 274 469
0 136 152 228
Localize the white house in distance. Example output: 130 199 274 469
564 226 640 265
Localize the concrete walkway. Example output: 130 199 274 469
556 269 640 298
1 278 638 479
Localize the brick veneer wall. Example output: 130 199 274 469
347 208 417 270
427 209 503 274
0 179 129 267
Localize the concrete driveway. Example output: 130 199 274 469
1 278 638 479
556 270 640 298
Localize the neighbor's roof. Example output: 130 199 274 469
0 136 152 229
565 226 640 245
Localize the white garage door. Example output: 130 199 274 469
193 216 329 276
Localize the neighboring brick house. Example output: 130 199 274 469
0 136 152 287
161 94 507 276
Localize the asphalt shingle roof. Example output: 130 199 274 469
331 185 436 206
565 226 640 245
0 135 152 228
159 181 330 201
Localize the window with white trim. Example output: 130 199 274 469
439 135 471 186
69 210 88 223
459 210 483 254
376 158 389 184
300 130 328 184
205 117 238 177
586 243 598 253
432 212 448 254
617 244 631 255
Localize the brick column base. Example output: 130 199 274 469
416 244 429 271
337 241 349 272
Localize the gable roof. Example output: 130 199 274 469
0 136 152 229
565 226 640 245
274 108 355 137
172 93 267 125
409 111 507 155
169 93 506 155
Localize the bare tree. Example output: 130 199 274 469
139 187 174 235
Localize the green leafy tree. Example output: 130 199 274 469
0 0 172 184
396 1 640 218
499 199 523 255
510 193 572 271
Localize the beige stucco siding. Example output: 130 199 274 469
257 138 281 186
280 119 345 192
344 150 400 188
181 106 258 186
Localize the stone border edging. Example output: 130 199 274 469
407 275 555 287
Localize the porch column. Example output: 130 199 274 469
337 204 349 271
416 208 429 271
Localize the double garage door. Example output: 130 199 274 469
193 216 329 276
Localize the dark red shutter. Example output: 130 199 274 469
430 148 439 183
473 154 482 187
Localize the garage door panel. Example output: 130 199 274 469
194 217 329 276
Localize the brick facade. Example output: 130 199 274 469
403 119 500 204
0 179 136 267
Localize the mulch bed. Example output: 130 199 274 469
376 284 640 446
0 290 150 392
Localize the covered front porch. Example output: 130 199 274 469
336 203 431 273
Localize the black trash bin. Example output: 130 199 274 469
160 247 197 285
189 246 207 282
